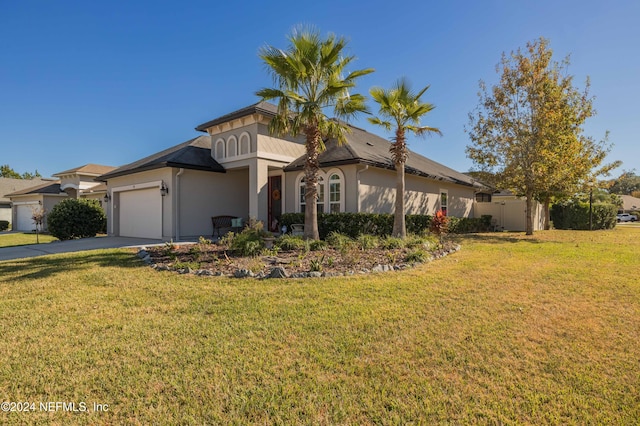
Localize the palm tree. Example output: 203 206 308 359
369 78 442 238
256 27 373 240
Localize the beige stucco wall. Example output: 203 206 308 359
474 198 546 231
177 168 249 239
284 164 475 218
105 168 174 239
358 167 475 217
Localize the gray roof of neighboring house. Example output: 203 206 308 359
284 124 484 189
5 180 64 197
53 164 117 177
195 101 278 132
0 177 57 202
97 136 224 181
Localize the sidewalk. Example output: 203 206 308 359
0 236 167 261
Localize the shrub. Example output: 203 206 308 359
275 234 306 251
550 201 617 230
47 199 106 240
405 249 428 263
356 234 379 250
380 235 405 249
326 231 354 251
430 210 449 242
230 227 266 257
308 239 328 251
0 220 9 231
280 212 490 238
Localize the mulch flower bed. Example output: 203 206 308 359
140 240 461 279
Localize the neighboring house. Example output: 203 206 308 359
0 177 53 226
7 164 116 231
473 190 546 232
97 102 485 240
619 194 640 213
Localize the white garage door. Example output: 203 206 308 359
119 188 162 239
16 204 36 231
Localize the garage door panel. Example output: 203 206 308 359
16 205 36 231
119 189 162 239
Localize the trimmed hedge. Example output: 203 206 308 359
47 199 106 240
0 220 9 231
280 212 491 239
550 201 617 230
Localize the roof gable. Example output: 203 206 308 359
97 136 224 181
284 125 483 188
195 101 278 132
53 164 117 177
6 181 64 197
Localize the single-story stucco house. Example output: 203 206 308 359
7 164 116 231
97 102 486 240
0 177 54 226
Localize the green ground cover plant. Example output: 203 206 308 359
0 232 57 247
0 228 638 424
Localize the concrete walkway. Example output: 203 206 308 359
0 236 167 261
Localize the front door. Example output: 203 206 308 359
268 175 282 232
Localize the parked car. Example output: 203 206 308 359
617 213 638 222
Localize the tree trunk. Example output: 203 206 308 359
391 128 407 238
525 189 535 235
303 125 321 240
543 196 551 230
393 160 406 238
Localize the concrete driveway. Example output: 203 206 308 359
0 236 166 261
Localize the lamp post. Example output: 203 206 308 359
589 187 593 231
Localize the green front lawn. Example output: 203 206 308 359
0 229 638 424
0 232 57 247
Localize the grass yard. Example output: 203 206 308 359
0 229 638 424
0 232 57 247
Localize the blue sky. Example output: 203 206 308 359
1 0 638 179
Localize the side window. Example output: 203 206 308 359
440 190 448 216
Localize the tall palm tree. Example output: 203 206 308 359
256 28 373 240
369 78 442 238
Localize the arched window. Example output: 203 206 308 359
239 132 250 155
215 139 225 160
227 135 237 157
328 172 342 213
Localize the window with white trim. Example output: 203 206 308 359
329 173 342 213
297 169 344 213
298 176 324 213
440 190 448 216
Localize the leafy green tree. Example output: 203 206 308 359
0 165 21 179
607 170 640 195
466 37 617 235
368 78 441 237
256 27 373 239
0 164 42 179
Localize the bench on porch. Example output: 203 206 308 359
211 215 243 238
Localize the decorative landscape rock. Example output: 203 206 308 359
139 240 462 279
268 266 288 279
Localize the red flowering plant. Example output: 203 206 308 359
429 209 449 244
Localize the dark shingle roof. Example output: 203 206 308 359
6 181 64 197
284 125 484 189
97 136 224 181
195 101 278 132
